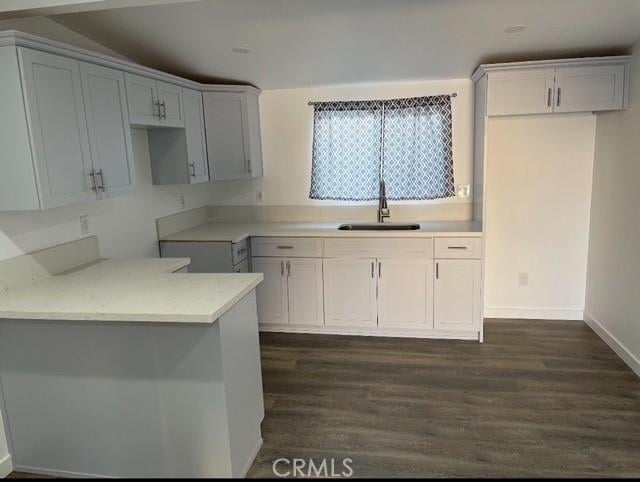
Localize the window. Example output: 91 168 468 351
309 95 455 201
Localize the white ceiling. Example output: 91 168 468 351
50 0 640 89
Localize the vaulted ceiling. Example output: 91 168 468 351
49 0 640 89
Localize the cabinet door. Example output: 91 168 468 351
203 92 251 180
487 68 555 116
80 63 135 198
182 88 209 183
323 258 377 327
244 92 263 178
252 257 289 325
124 73 159 126
377 259 433 328
157 81 184 127
18 48 95 209
434 260 482 331
554 64 625 113
287 258 324 326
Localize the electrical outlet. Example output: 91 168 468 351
80 215 90 235
457 184 471 198
256 189 264 203
179 195 186 210
518 272 529 287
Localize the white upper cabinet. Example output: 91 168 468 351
554 64 626 113
124 73 184 127
148 88 209 185
487 68 555 116
182 88 209 183
203 90 263 180
18 48 96 209
80 62 135 198
481 58 630 117
156 80 184 127
377 259 433 328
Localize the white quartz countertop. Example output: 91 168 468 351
159 220 483 243
0 258 263 323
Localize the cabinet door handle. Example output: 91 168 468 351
277 246 294 250
287 261 291 278
378 261 382 278
247 159 252 174
547 87 552 107
190 162 196 177
556 87 561 107
96 169 105 191
447 246 468 250
436 262 439 280
280 260 284 276
161 101 167 119
88 169 97 192
371 261 374 278
154 100 161 118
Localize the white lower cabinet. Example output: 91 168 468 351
253 257 323 326
377 258 433 328
323 258 377 328
434 259 482 331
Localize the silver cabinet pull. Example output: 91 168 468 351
96 169 105 191
286 261 291 278
154 100 161 118
236 247 247 255
190 162 196 177
277 246 294 250
160 101 167 119
547 87 552 107
280 260 284 276
378 261 382 278
556 87 561 107
247 159 252 173
447 246 468 250
436 262 439 280
371 261 374 278
88 169 97 192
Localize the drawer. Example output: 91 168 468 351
250 237 323 258
324 238 433 259
232 258 249 273
232 239 249 264
434 237 483 259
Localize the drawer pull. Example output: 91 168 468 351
236 247 247 255
277 246 294 250
448 246 469 250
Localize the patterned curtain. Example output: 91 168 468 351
382 96 455 200
309 101 382 201
309 95 455 201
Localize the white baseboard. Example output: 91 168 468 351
0 454 12 479
584 312 640 379
484 307 583 320
259 324 480 341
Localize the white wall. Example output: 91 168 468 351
210 79 474 219
584 40 640 376
484 114 596 320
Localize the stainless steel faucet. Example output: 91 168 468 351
377 180 390 223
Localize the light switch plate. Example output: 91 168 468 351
518 272 529 287
179 195 186 210
457 184 471 198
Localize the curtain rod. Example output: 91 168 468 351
307 92 457 106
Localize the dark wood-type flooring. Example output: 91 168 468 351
10 319 640 478
247 319 640 478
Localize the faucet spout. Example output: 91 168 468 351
378 180 390 223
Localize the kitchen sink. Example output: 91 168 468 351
338 223 421 231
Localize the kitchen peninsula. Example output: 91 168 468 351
0 237 264 478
